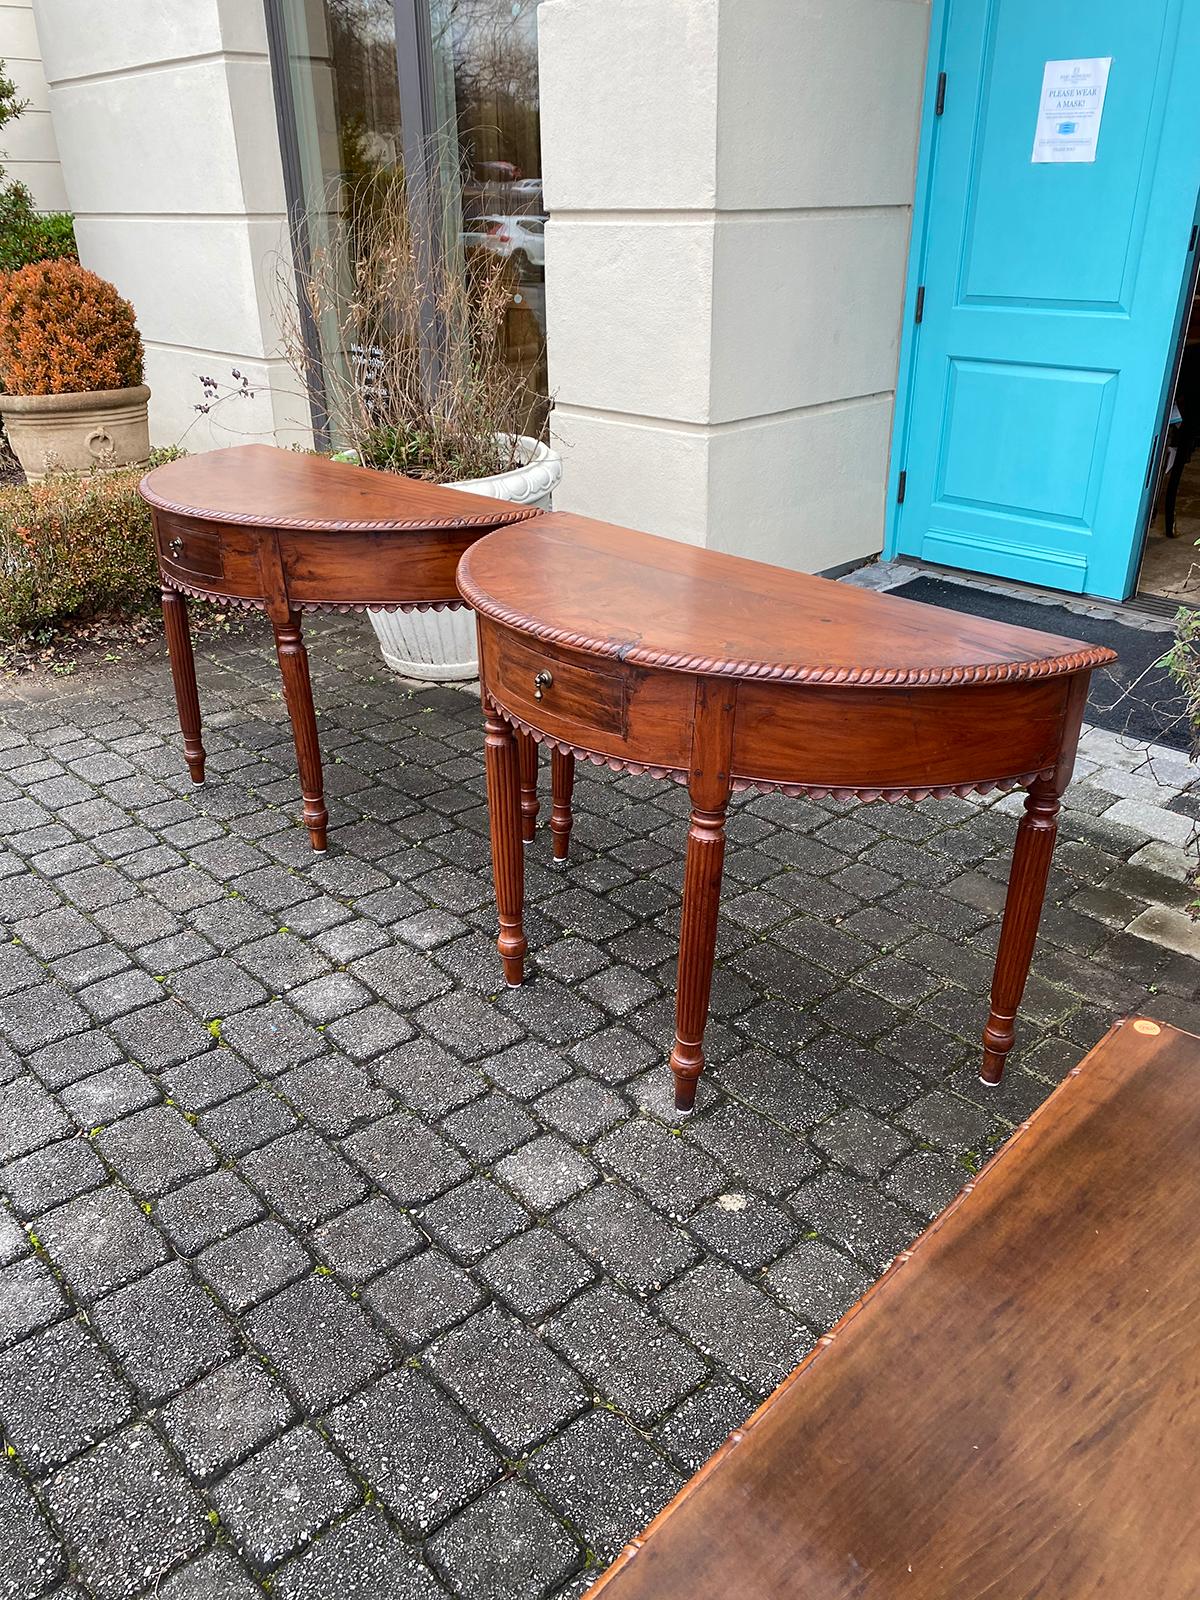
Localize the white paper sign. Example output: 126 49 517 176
1031 57 1112 164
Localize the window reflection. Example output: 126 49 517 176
431 0 548 429
328 0 404 178
279 0 546 442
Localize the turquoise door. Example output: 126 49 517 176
889 0 1200 599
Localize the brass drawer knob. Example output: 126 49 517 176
533 670 553 700
167 536 184 557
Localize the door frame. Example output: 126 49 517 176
884 0 1200 598
1127 186 1200 596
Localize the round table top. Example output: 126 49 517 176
140 444 540 536
457 513 1116 689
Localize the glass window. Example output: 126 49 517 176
272 0 547 447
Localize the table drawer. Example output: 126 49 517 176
493 631 630 741
155 515 224 582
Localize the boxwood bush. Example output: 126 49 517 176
0 451 180 643
0 62 76 273
0 185 76 274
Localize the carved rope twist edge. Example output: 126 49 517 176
458 579 1116 689
144 494 541 535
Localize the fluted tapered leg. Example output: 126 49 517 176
981 778 1061 1084
485 708 526 985
518 730 539 844
550 748 575 863
670 681 737 1113
272 610 328 853
670 797 729 1112
161 587 206 785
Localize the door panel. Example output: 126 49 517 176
938 360 1116 522
892 0 1200 598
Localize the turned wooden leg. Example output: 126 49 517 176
550 748 575 864
272 609 329 854
485 708 527 985
981 777 1062 1084
161 587 206 785
518 730 539 844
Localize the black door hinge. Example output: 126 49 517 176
1190 223 1198 252
915 285 926 324
897 470 908 504
1144 431 1160 489
935 72 947 115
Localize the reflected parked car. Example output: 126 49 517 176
461 215 545 277
506 177 544 209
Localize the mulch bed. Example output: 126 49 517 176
0 608 249 678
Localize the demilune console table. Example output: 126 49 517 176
457 515 1116 1111
140 444 539 852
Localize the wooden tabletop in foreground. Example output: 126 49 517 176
592 1018 1200 1600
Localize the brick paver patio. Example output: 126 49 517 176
1 614 1197 1599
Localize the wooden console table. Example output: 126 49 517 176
457 515 1115 1108
589 1018 1200 1599
140 444 539 851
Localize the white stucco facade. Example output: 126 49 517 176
0 0 64 209
538 0 931 573
30 0 311 453
12 0 934 579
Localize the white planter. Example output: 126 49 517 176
368 435 562 681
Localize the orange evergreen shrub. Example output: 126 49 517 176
0 260 144 395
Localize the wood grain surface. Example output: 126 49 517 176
141 442 540 534
591 1019 1200 1600
458 514 1115 687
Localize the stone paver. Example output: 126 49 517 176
0 1319 132 1474
210 1425 359 1572
44 1424 209 1600
0 611 1194 1597
0 1453 67 1598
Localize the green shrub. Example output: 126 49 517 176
0 62 75 273
0 450 181 643
0 184 77 272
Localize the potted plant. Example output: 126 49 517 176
285 169 561 680
0 260 150 483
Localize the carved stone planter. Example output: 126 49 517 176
0 384 152 482
367 434 562 681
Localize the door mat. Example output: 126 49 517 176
886 576 1193 753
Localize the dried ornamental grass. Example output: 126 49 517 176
281 168 539 482
1164 605 1200 759
0 259 144 396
